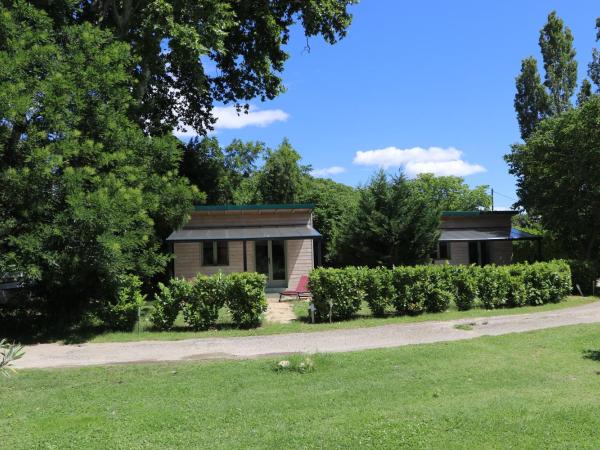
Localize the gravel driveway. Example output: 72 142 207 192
15 301 600 369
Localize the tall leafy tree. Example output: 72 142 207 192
515 11 578 139
506 95 600 260
577 79 593 106
335 171 440 267
0 2 196 318
410 174 491 211
514 57 550 139
256 139 308 204
181 137 264 204
33 0 357 135
539 11 578 115
588 18 600 91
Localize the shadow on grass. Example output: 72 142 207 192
582 349 600 361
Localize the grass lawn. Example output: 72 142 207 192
88 295 598 343
3 324 600 448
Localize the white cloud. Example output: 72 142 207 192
212 105 289 130
174 104 289 140
352 146 486 177
311 166 346 178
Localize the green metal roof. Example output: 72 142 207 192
441 210 517 217
194 203 315 212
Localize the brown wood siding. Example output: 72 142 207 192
286 239 314 289
186 210 311 228
449 242 470 265
440 215 513 229
174 241 246 280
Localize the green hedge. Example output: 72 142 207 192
226 272 268 328
150 272 267 330
309 267 364 321
308 261 572 322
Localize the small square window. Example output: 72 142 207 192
202 241 229 266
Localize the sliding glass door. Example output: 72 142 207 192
255 240 287 288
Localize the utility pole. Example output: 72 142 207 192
491 188 494 211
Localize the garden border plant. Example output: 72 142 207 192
308 260 572 323
150 272 267 331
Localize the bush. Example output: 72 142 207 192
102 274 146 330
309 267 364 322
567 260 599 296
226 272 267 328
477 266 510 309
150 281 185 331
424 266 455 312
391 266 415 315
392 266 454 315
183 274 227 330
307 260 572 322
505 266 527 307
453 265 480 310
361 267 394 316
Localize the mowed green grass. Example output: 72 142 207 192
90 295 597 343
3 324 600 449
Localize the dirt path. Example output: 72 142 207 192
15 301 600 369
264 294 297 324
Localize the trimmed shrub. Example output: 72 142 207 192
308 260 572 321
362 267 394 316
401 279 427 315
393 266 454 315
567 260 599 296
423 284 454 313
478 265 510 309
453 265 480 310
102 274 146 330
506 267 527 307
518 261 570 305
183 274 227 330
309 267 364 322
226 272 267 328
150 282 182 330
391 266 416 315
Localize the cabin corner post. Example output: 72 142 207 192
316 238 323 267
168 241 175 278
243 240 248 272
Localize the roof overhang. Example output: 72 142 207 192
166 225 322 242
439 227 541 242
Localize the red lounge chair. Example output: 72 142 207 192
279 275 311 302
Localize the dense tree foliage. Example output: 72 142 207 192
514 57 550 140
506 95 600 261
181 137 264 204
0 2 196 321
298 177 359 265
256 139 309 204
410 174 491 211
31 0 357 135
514 11 578 139
577 79 593 106
539 11 578 115
588 18 600 91
335 171 440 267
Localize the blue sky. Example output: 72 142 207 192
179 1 599 209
